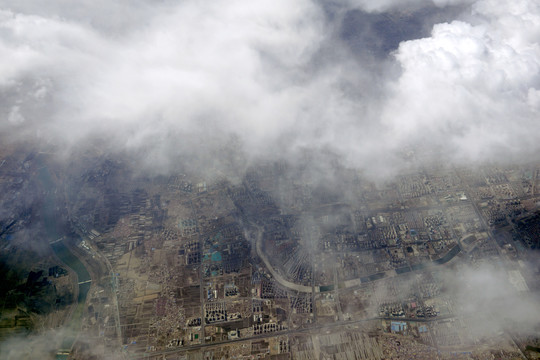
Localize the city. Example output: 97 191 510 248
1 148 539 359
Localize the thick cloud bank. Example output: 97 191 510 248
0 0 539 175
383 0 540 163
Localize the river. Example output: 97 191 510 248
37 163 92 358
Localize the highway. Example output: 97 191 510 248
132 314 455 359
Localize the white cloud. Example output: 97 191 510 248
8 105 24 124
449 264 540 336
0 1 336 158
1 0 540 349
0 0 539 176
382 0 540 163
